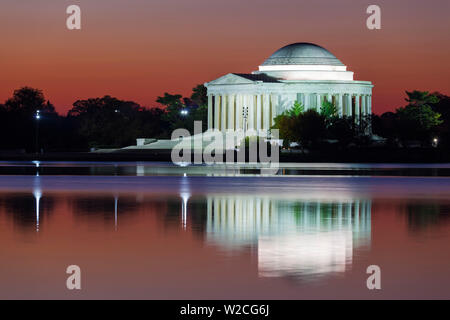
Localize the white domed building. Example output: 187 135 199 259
205 43 374 134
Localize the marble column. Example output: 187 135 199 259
263 94 271 132
239 94 245 129
355 95 360 124
214 95 220 130
361 94 367 116
248 94 255 131
270 94 278 127
346 94 352 116
304 93 311 111
256 94 262 131
316 94 322 111
228 94 235 131
208 95 213 130
342 94 347 116
221 95 227 132
327 93 332 103
300 93 306 107
236 94 243 130
336 94 343 117
368 95 373 134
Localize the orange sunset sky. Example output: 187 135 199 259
1 0 449 115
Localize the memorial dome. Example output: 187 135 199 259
262 42 344 66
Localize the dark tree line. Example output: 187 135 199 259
373 91 449 147
272 90 450 150
1 87 448 153
0 85 208 152
272 100 372 149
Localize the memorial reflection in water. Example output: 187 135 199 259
205 195 371 280
25 174 372 282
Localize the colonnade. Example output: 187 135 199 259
207 93 279 132
298 93 372 119
205 196 372 248
207 92 372 131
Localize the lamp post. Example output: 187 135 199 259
114 195 118 231
242 106 248 138
433 137 439 148
181 192 190 230
35 110 41 154
34 188 42 233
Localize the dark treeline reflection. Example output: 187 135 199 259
69 195 209 234
402 202 450 233
2 192 450 281
71 196 140 224
0 193 54 231
0 191 450 233
0 192 449 236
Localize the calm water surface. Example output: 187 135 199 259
0 162 450 299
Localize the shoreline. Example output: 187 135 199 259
0 157 450 177
1 147 449 163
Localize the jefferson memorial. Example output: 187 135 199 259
205 42 374 134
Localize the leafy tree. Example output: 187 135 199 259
287 100 304 117
273 105 329 148
405 90 439 107
295 110 326 149
192 105 208 132
157 85 208 134
69 96 167 148
326 116 354 147
190 84 208 107
430 92 450 120
4 87 55 115
396 105 442 145
157 93 184 113
430 92 450 147
373 91 445 147
271 114 298 147
0 87 62 152
373 112 397 142
320 100 338 118
396 105 442 131
156 93 186 131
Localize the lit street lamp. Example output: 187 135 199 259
432 137 439 148
35 110 41 154
242 106 248 138
180 109 189 116
34 188 41 232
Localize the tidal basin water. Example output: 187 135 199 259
0 162 450 299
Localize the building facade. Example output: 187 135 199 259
205 43 374 135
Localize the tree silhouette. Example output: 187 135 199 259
5 87 55 114
405 90 439 107
190 84 208 107
68 96 168 148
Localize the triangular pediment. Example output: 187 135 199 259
206 73 257 85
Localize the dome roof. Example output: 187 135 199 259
262 43 344 66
